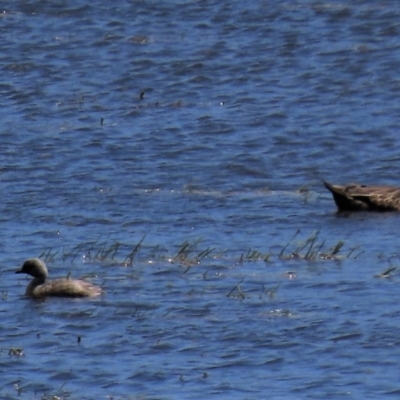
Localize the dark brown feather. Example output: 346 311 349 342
323 181 400 211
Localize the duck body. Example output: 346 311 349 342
16 258 103 298
324 181 400 212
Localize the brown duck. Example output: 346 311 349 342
324 181 400 212
15 258 103 298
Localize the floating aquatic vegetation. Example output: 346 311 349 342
227 278 245 299
122 235 146 267
375 266 396 278
263 284 281 300
168 239 215 273
227 281 282 301
238 248 272 263
278 229 361 262
8 347 23 356
38 247 59 263
36 230 361 274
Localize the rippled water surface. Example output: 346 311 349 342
2 1 400 399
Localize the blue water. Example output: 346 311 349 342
2 1 400 399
